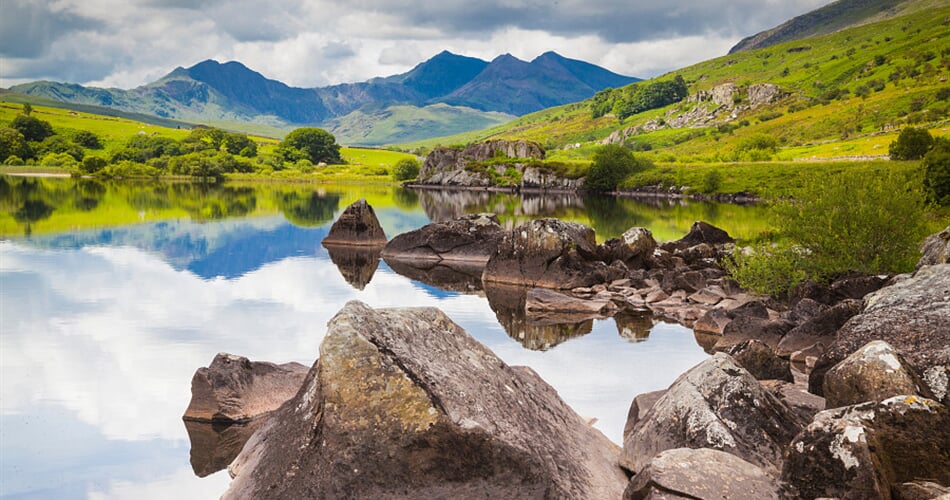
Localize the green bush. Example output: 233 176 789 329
393 158 421 181
773 170 928 278
725 244 807 297
80 156 107 174
923 136 950 204
586 144 652 192
889 127 934 160
700 169 723 194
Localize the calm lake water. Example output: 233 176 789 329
0 176 770 499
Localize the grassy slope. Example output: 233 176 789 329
323 104 514 146
400 3 950 162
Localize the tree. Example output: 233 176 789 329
10 114 54 142
0 127 32 162
71 130 102 149
223 132 256 157
22 103 33 116
278 128 341 165
923 136 950 205
889 127 934 160
586 144 651 192
392 158 420 181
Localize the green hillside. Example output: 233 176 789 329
400 3 950 164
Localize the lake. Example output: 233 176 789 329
0 176 770 499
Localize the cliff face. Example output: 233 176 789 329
416 140 580 190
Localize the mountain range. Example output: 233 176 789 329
7 51 638 145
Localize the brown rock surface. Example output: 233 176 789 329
728 339 793 382
381 213 504 264
321 198 387 246
623 448 781 500
810 264 950 401
182 353 308 424
782 396 950 500
621 353 806 475
225 301 626 499
823 340 922 408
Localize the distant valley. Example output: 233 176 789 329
6 51 638 145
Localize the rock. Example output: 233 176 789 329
524 287 616 316
746 83 783 107
623 389 667 437
381 213 504 264
324 244 382 290
787 297 828 323
225 301 626 499
620 353 807 475
668 221 735 249
602 227 657 268
417 140 545 186
710 83 738 107
661 270 706 294
184 419 265 478
810 264 950 401
714 316 794 352
760 379 826 423
321 199 387 246
483 218 622 289
728 339 793 382
829 274 888 301
693 308 731 335
917 225 950 269
823 340 923 408
623 448 781 500
782 396 950 500
776 299 863 358
729 299 770 319
182 353 308 423
521 166 585 190
893 480 950 500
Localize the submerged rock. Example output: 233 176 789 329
623 448 781 500
381 213 504 264
823 340 922 408
182 353 307 423
782 396 950 499
810 264 950 402
225 301 626 499
321 198 387 246
620 353 806 475
483 218 622 289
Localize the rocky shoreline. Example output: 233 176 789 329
182 199 950 498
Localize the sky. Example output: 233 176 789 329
1 0 830 89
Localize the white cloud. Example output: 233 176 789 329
1 0 833 88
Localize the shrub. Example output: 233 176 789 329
71 130 102 149
734 134 778 161
392 158 421 181
278 128 341 164
700 169 723 194
923 136 950 204
10 114 54 142
4 155 24 165
39 152 79 168
586 144 652 192
725 244 807 297
80 156 107 174
889 127 934 160
773 171 928 278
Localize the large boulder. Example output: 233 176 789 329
670 221 735 248
225 302 626 499
728 339 793 382
810 264 950 402
775 299 863 357
182 353 308 423
381 213 505 264
623 448 782 500
917 225 950 269
417 140 545 187
483 218 623 289
782 396 950 500
620 353 807 475
601 227 657 269
823 340 923 408
321 199 387 246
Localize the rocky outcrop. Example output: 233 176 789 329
381 213 504 264
620 353 807 475
416 140 545 187
823 340 922 408
321 199 387 246
182 353 308 423
521 166 585 190
782 396 950 499
623 448 782 500
810 264 950 402
917 225 950 269
225 302 627 499
482 218 624 289
747 83 783 107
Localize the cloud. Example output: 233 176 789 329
1 0 831 93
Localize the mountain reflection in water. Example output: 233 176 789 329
0 176 769 498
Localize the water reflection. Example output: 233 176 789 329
323 244 383 290
184 420 265 478
0 177 767 498
381 257 485 293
